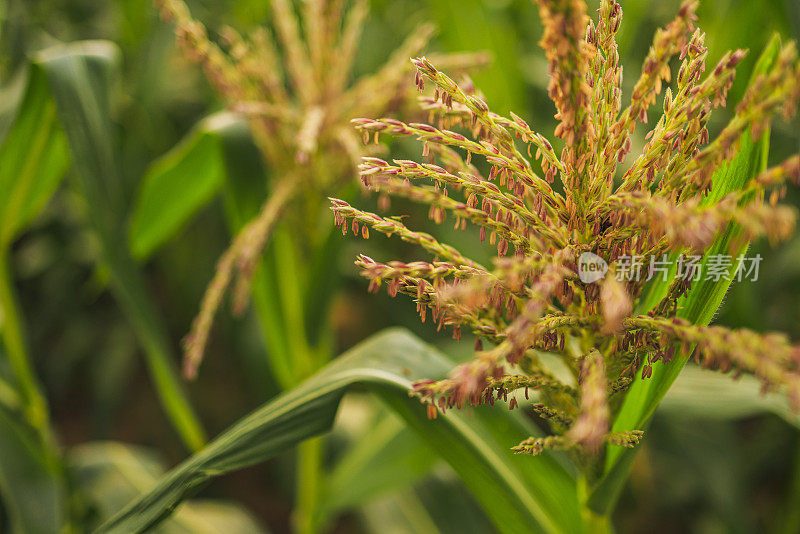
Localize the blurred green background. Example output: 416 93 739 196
1 0 799 532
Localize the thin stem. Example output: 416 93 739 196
0 253 77 531
295 436 324 534
0 374 21 410
579 475 614 534
274 228 316 381
102 242 207 452
269 228 333 534
0 252 51 444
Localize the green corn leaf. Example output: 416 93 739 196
128 109 314 391
588 34 783 514
223 159 320 387
98 329 581 534
378 385 579 533
0 405 65 534
0 65 69 248
0 71 28 141
0 58 70 443
302 219 347 351
69 442 267 533
217 117 268 231
221 157 298 389
359 472 495 534
0 46 94 534
34 41 206 452
129 113 243 260
199 115 306 391
659 364 800 428
591 131 768 514
361 490 446 534
319 402 439 518
181 114 344 384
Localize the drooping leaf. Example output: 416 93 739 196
589 34 783 513
34 40 206 452
69 442 267 533
98 329 581 534
378 384 579 534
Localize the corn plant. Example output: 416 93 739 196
337 0 800 458
0 0 493 530
97 1 800 533
147 0 487 381
0 39 262 533
1 0 799 533
129 0 488 531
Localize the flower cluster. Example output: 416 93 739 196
331 0 800 463
156 0 488 377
